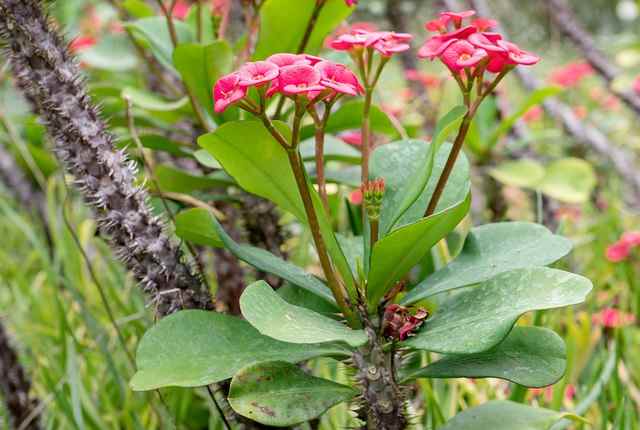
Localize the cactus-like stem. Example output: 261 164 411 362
0 0 213 316
0 321 41 430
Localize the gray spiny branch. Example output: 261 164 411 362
0 0 213 316
546 0 640 117
0 320 41 430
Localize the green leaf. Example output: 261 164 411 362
299 135 361 164
489 159 546 189
301 100 398 140
440 401 583 430
153 164 232 193
404 267 592 354
173 41 233 119
174 208 223 248
241 281 366 347
403 326 566 388
122 87 189 112
190 208 337 306
193 149 221 169
228 361 357 427
488 86 563 148
401 222 573 304
253 0 353 59
130 310 349 391
125 17 194 72
538 158 596 204
198 120 304 220
79 34 138 71
336 234 364 279
367 193 471 308
121 0 155 18
118 134 193 158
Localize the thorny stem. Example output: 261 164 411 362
261 112 352 321
424 68 511 217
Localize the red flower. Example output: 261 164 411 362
276 64 325 95
606 241 631 262
425 16 450 33
266 53 308 67
440 10 476 27
330 31 369 51
315 61 364 96
345 0 357 6
405 69 440 88
172 0 191 20
523 105 543 123
237 61 279 87
634 75 640 96
621 231 640 247
549 62 593 88
417 37 457 60
440 40 488 71
368 31 412 56
471 18 497 32
213 73 247 113
592 308 635 328
69 36 97 52
349 189 363 205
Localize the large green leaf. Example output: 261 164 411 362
199 120 356 303
125 17 194 72
229 361 357 427
130 310 349 391
403 326 566 388
122 87 189 112
173 41 232 119
301 100 398 140
253 0 353 59
240 281 367 347
401 222 573 305
188 207 337 306
440 401 583 430
371 141 470 235
79 34 138 71
538 158 596 204
174 208 223 248
367 193 471 308
153 164 231 193
198 121 304 220
403 267 592 354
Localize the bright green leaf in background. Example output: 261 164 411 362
79 34 138 71
489 159 546 189
130 310 349 391
367 193 471 307
440 401 585 430
229 361 357 427
404 267 592 354
240 281 367 347
403 326 566 388
402 222 573 304
253 0 353 59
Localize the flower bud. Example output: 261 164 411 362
361 178 385 220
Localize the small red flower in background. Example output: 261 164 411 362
172 0 191 19
340 130 362 146
592 308 635 328
331 30 412 56
69 36 97 53
349 189 363 205
606 230 640 262
344 0 357 6
549 62 593 88
572 105 588 119
522 105 543 123
405 69 441 88
634 75 640 96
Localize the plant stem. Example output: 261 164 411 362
313 106 331 214
361 89 373 186
196 0 204 42
369 218 379 248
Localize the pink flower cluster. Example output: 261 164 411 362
213 53 363 113
418 10 539 74
605 231 640 262
592 307 635 328
330 30 413 56
549 62 593 88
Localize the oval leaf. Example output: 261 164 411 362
403 267 592 354
130 310 350 391
240 281 367 347
440 400 582 430
174 208 223 248
403 326 566 388
229 361 357 427
367 193 471 308
490 159 546 189
539 158 596 204
402 222 573 305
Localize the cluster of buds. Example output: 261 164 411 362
361 178 385 221
213 53 363 113
418 10 539 84
330 29 412 57
605 231 640 262
382 304 429 341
